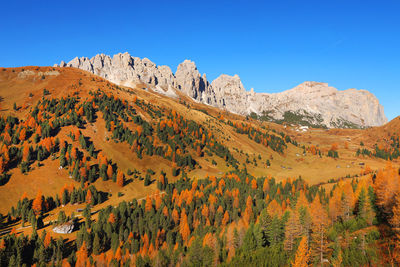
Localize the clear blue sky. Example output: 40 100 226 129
1 0 399 120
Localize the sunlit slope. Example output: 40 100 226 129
0 66 396 214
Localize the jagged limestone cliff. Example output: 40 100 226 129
55 52 387 128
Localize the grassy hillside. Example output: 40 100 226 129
0 66 399 266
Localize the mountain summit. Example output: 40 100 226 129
55 52 387 128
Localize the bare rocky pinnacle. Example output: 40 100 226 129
55 52 387 128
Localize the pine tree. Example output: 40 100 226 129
331 249 342 267
93 233 101 255
62 189 69 206
144 174 151 186
266 215 283 246
58 210 66 224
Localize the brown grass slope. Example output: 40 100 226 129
0 66 397 216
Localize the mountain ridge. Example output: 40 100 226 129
55 52 387 128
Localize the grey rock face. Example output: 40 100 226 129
58 52 174 90
52 221 74 234
175 60 207 100
56 53 387 128
211 74 247 110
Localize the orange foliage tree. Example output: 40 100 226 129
44 231 52 248
196 145 202 157
19 128 26 141
116 170 124 187
179 209 190 242
0 157 5 173
374 164 399 215
145 195 152 212
172 209 179 224
108 213 117 224
284 209 301 251
76 241 88 267
251 179 258 190
107 164 113 179
32 190 43 215
390 193 400 263
310 195 329 266
222 211 230 225
86 189 92 204
22 145 30 162
136 125 143 136
292 236 310 267
330 143 338 151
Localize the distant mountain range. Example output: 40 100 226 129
55 52 387 128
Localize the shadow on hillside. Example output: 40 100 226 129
0 95 8 111
124 178 134 186
0 173 11 186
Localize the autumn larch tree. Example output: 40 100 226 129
374 165 399 215
22 145 30 162
341 182 355 220
0 157 4 173
107 164 113 179
114 246 122 263
222 210 230 226
44 231 52 248
292 236 310 267
75 241 88 267
108 213 117 224
145 195 152 212
32 190 44 215
330 143 338 151
310 195 329 266
70 147 77 160
116 170 124 187
284 209 302 251
390 193 400 263
180 208 190 243
137 125 143 137
86 189 92 204
251 179 258 190
19 128 26 141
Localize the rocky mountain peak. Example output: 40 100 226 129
55 52 388 128
175 60 204 99
288 81 336 95
177 59 198 71
211 74 246 94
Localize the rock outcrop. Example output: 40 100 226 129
55 52 387 128
52 221 74 234
58 53 175 90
